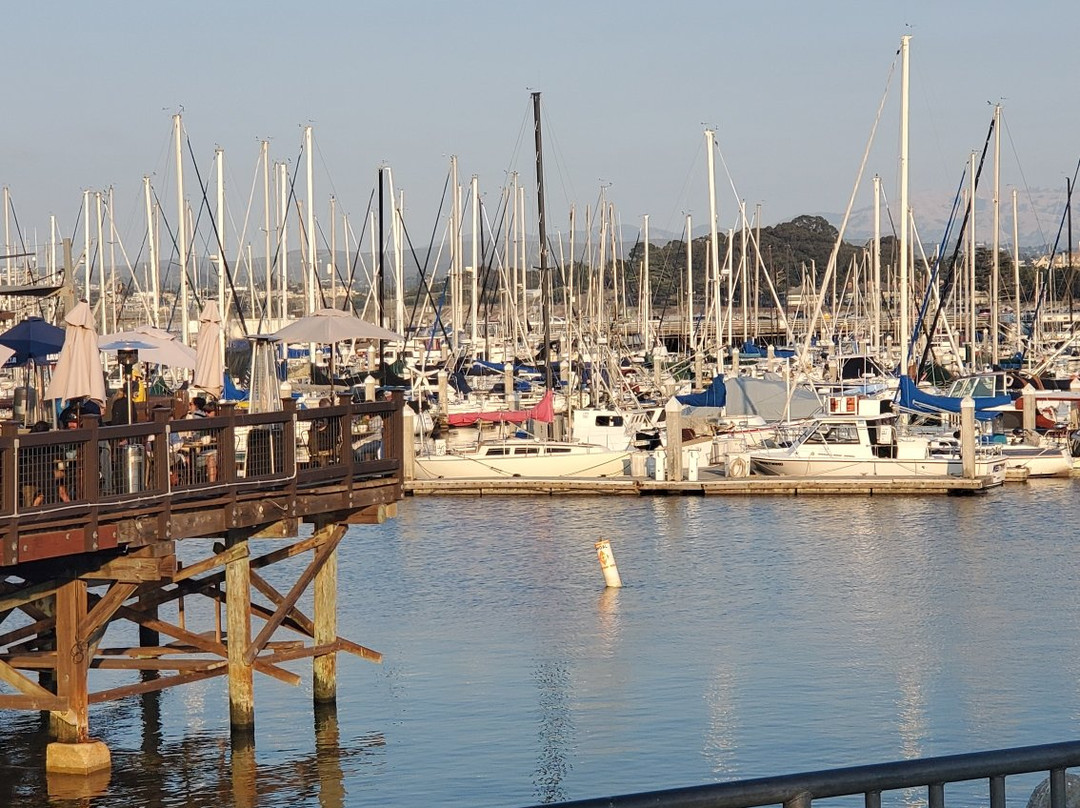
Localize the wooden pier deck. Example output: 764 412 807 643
405 469 994 496
0 394 405 778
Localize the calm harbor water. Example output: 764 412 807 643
3 481 1080 807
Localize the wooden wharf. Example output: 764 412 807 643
0 393 405 779
405 470 994 497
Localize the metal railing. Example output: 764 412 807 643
528 741 1080 808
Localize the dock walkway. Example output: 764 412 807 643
405 469 993 496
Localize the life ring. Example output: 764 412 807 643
728 456 749 478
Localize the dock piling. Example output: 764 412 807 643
226 531 255 734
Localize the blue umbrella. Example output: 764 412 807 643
0 316 65 366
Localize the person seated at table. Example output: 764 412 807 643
308 398 340 466
184 396 218 482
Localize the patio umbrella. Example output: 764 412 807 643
193 301 224 398
271 308 402 344
0 316 65 366
0 344 14 367
44 300 107 405
98 325 197 369
272 308 402 385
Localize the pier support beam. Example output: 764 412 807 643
313 522 343 703
46 578 111 775
225 531 255 734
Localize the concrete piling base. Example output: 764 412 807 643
45 740 111 775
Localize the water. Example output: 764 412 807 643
3 481 1079 807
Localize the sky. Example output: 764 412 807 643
3 0 1079 263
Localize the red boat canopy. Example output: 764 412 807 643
447 389 554 427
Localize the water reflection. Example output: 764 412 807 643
531 660 572 804
703 661 738 776
0 691 385 808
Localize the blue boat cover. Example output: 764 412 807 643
897 375 1011 421
676 374 727 408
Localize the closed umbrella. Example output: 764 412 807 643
44 300 106 405
193 301 224 398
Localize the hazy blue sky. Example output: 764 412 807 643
3 1 1077 256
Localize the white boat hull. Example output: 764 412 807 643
749 452 1006 485
414 442 630 480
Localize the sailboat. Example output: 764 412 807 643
412 92 631 480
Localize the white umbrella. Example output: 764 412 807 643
272 308 403 344
98 325 197 369
272 308 402 386
193 301 224 398
45 300 107 405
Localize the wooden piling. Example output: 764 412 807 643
665 397 684 482
225 531 254 732
53 579 88 743
313 522 340 704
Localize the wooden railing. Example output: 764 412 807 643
0 392 404 566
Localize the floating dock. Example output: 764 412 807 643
405 470 994 497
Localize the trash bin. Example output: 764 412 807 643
121 443 144 494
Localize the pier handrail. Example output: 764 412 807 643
530 740 1080 808
0 396 403 564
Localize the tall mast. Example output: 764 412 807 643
174 113 190 345
642 214 650 348
216 147 226 323
873 175 881 354
532 91 553 391
304 125 317 319
96 191 105 334
277 162 289 323
705 129 722 368
992 103 1002 364
262 140 271 325
471 173 480 349
898 34 911 370
686 214 694 349
144 177 160 328
450 156 461 352
969 150 978 360
1012 188 1022 356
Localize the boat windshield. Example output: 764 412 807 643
798 421 861 445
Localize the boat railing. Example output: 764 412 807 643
529 739 1080 808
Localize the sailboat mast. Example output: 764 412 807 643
992 103 1002 364
174 113 190 345
898 34 911 370
532 91 553 391
705 129 722 369
872 175 881 355
143 177 160 328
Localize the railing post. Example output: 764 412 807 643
82 414 101 502
928 782 945 808
1 421 17 517
990 775 1006 808
281 398 297 488
864 791 881 808
151 406 171 492
218 401 237 484
387 390 404 467
337 394 354 477
1051 767 1067 808
785 790 813 808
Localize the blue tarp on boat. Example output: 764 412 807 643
676 374 728 408
897 375 1011 421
